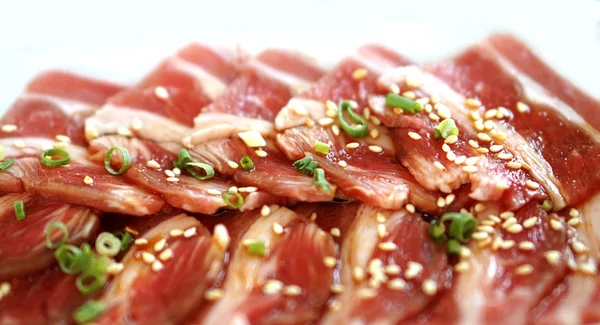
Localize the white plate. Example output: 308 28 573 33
1 0 599 113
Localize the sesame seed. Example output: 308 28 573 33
469 111 481 122
568 218 581 227
424 104 433 113
346 142 359 149
262 280 284 295
159 248 174 261
238 186 257 193
515 264 534 275
492 238 503 251
213 224 230 249
434 161 446 171
405 75 421 88
462 165 478 173
261 205 271 217
454 261 470 273
481 220 495 226
522 217 538 229
141 252 156 264
442 143 451 152
166 177 179 183
446 151 457 161
53 141 69 149
154 86 169 100
430 95 440 105
453 155 466 165
465 157 480 166
378 241 398 251
130 118 144 131
357 288 377 299
376 212 386 223
310 212 317 222
407 132 422 140
518 241 535 251
474 203 486 213
568 261 579 272
460 246 472 258
478 238 492 249
501 217 517 229
325 100 337 111
516 101 530 113
464 98 481 108
476 148 490 154
393 107 404 115
474 120 484 131
525 180 540 190
227 160 239 169
404 261 423 279
446 194 456 205
183 227 197 238
500 240 516 250
468 140 480 149
283 285 302 296
228 186 238 193
54 135 70 143
362 107 371 120
445 135 459 145
472 232 489 240
169 229 183 237
13 140 25 149
550 219 563 231
323 256 337 268
352 68 369 80
134 238 148 246
402 91 416 100
489 145 504 153
492 131 508 143
207 189 222 195
353 266 365 282
86 127 99 140
387 278 407 290
368 145 383 153
405 204 416 213
477 225 495 234
117 127 132 137
293 104 308 116
498 153 514 160
1 124 17 133
506 161 522 169
477 133 492 142
328 125 340 137
507 224 523 234
330 227 341 237
255 149 268 157
165 170 176 177
429 113 440 121
579 261 597 275
146 160 161 169
330 284 344 294
204 288 224 301
153 238 167 252
369 128 380 139
370 116 381 126
337 160 348 168
484 120 496 131
304 118 315 127
318 117 334 126
571 241 588 254
384 264 401 275
81 176 94 185
496 181 509 190
106 263 125 275
484 109 498 120
422 279 438 296
489 215 501 224
569 208 580 218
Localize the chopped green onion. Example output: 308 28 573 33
428 220 447 244
95 232 121 257
293 157 318 175
104 146 130 175
314 141 329 155
0 159 15 171
337 100 369 138
76 271 107 295
173 149 193 169
246 240 266 256
46 221 69 249
222 190 244 209
55 244 83 275
113 230 133 252
447 239 461 254
434 119 459 140
542 199 553 212
86 254 109 277
313 168 332 192
14 200 25 221
385 93 422 114
441 212 476 244
40 148 71 167
73 300 105 324
186 162 215 180
240 156 254 171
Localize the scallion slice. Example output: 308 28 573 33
0 159 15 171
14 200 25 221
55 244 83 275
337 101 369 138
113 230 133 252
428 220 447 244
95 232 121 257
447 238 461 254
246 240 266 256
73 300 105 325
434 119 459 140
76 271 107 295
222 190 244 209
441 212 476 244
314 141 329 155
174 149 193 169
40 148 71 167
385 93 422 114
104 146 130 175
313 168 332 192
186 162 215 180
293 157 318 175
46 221 69 249
542 199 553 212
240 156 254 171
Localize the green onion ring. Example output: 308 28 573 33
337 101 369 138
313 168 332 192
95 232 121 257
222 190 244 209
447 238 461 254
314 141 329 155
240 156 254 171
76 271 107 295
14 200 25 221
247 240 266 256
40 148 71 167
186 162 215 180
113 230 133 252
73 300 105 324
542 199 553 212
46 221 69 249
385 93 422 114
55 244 83 275
428 220 447 244
0 159 15 171
441 212 476 244
293 156 318 175
434 119 459 140
175 149 193 168
104 146 130 175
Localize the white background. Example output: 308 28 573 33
0 0 599 112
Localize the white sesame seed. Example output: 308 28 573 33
387 278 407 290
454 155 467 165
525 180 540 190
53 141 69 149
464 157 480 166
330 284 344 294
478 238 492 248
489 145 503 153
54 135 70 143
159 248 174 261
550 219 563 231
568 218 581 227
80 176 94 185
292 104 308 116
207 189 222 195
227 160 239 169
518 241 535 251
492 238 503 251
408 132 422 140
238 186 257 193
142 252 156 264
507 224 524 234
117 127 132 137
331 124 341 136
318 117 334 126
375 212 386 223
496 153 513 161
446 151 457 161
502 217 517 229
522 217 538 229
13 140 25 149
489 215 501 224
424 104 433 113
262 280 284 295
472 232 489 240
445 135 459 144
153 238 167 252
228 186 238 193
515 264 534 275
183 227 197 238
579 261 597 275
464 98 481 108
368 145 384 153
134 238 148 246
325 100 337 112
269 222 283 236
357 288 377 299
492 131 508 144
433 161 446 171
369 128 380 139
328 300 341 311
346 142 359 149
446 194 456 205
476 148 490 154
454 261 470 273
500 240 516 250
204 288 224 301
330 227 341 237
337 160 348 168
469 111 481 121
499 211 515 219
309 212 317 222
571 241 588 254
362 107 371 120
165 169 176 177
378 241 398 251
166 177 179 183
86 127 99 140
474 203 486 213
422 279 438 296
393 107 404 115
405 204 416 213
459 246 472 258
516 101 530 113
496 181 509 190
429 113 440 121
468 140 480 149
477 225 495 234
260 205 271 217
481 220 495 226
146 160 161 169
1 124 17 133
477 133 492 142
474 120 484 131
323 256 337 268
213 224 230 249
370 116 381 126
169 229 183 237
404 261 423 279
405 74 421 88
462 165 478 173
384 264 401 275
569 208 580 218
484 109 498 120
255 149 268 157
154 86 169 100
352 68 369 80
402 91 416 100
484 120 496 131
283 285 302 296
106 263 125 275
353 266 365 282
130 118 144 131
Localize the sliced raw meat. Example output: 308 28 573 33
94 214 227 325
0 193 100 280
321 205 451 324
0 267 86 325
427 34 600 209
186 49 332 202
369 66 546 210
275 45 440 211
194 205 336 324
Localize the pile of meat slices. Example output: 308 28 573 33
0 34 599 325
